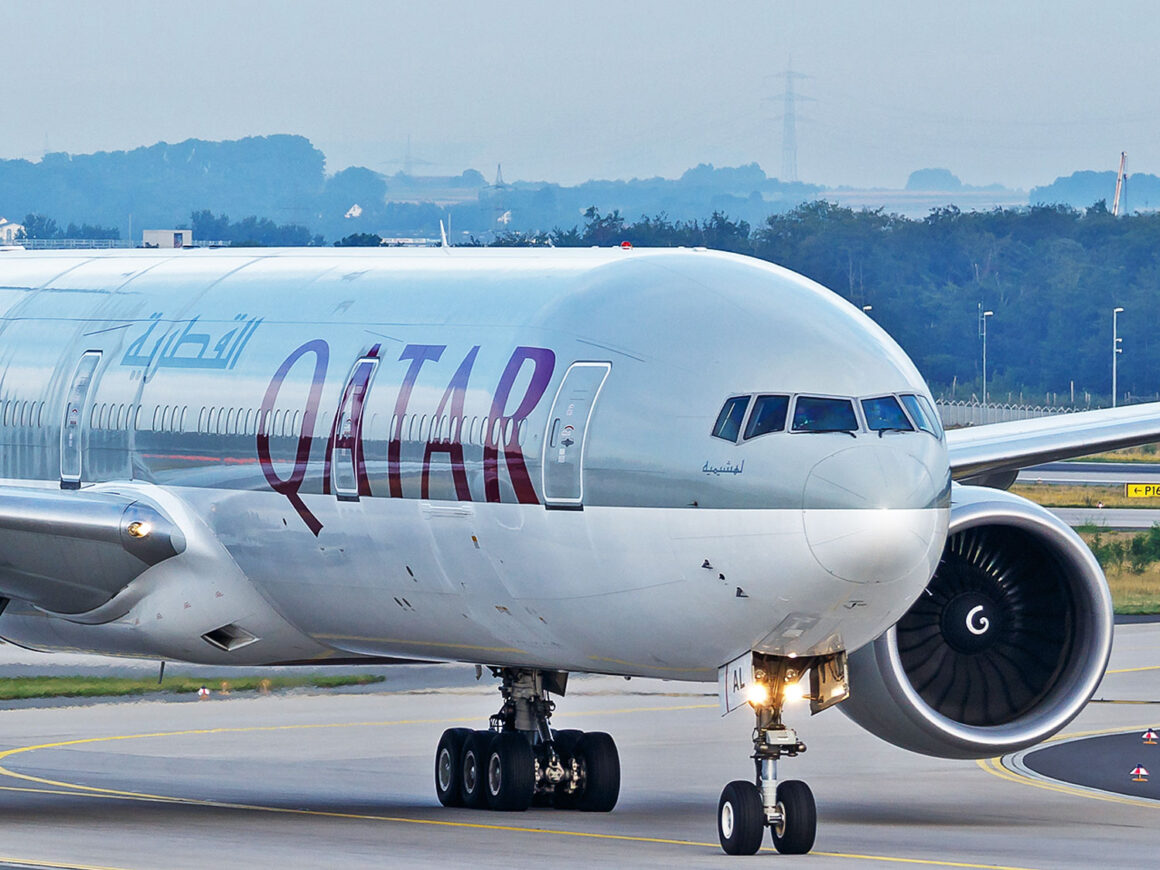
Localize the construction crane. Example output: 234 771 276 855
1112 151 1128 216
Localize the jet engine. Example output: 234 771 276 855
841 483 1113 758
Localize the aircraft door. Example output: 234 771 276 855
542 361 611 508
60 350 102 490
330 354 379 500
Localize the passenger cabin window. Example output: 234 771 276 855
792 396 858 433
712 396 751 442
861 396 913 433
901 394 943 438
743 395 789 440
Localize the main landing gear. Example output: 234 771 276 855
435 667 620 813
717 654 836 856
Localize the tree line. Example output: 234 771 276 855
487 201 1160 405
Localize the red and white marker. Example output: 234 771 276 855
197 686 210 699
1130 765 1149 782
1143 729 1159 745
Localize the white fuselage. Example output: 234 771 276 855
0 247 950 680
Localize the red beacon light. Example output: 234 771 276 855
619 241 632 250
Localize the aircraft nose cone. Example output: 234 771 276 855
802 445 946 584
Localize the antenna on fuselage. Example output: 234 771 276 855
439 219 450 249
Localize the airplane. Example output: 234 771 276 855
0 243 1156 855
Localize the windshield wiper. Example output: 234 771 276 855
804 428 857 438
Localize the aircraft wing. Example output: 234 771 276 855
0 486 185 615
947 401 1160 484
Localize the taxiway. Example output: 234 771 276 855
0 624 1154 870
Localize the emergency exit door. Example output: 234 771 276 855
542 362 611 508
60 350 102 489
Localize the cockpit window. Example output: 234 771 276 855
861 396 913 433
901 394 943 438
712 395 751 442
918 395 944 437
792 396 858 433
743 395 789 440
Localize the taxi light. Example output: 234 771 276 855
783 677 808 703
745 681 770 707
127 521 153 538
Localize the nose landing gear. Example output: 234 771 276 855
434 667 620 813
717 654 839 855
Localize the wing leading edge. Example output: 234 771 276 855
947 401 1160 485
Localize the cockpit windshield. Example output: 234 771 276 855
861 395 914 433
744 395 789 440
792 396 858 433
711 391 943 443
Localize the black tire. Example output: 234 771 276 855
435 727 471 807
485 731 535 811
575 731 620 812
717 780 765 856
460 730 494 809
770 779 816 855
552 728 584 756
550 729 584 809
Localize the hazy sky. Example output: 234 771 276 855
4 1 1159 189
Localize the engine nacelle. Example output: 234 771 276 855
841 483 1113 759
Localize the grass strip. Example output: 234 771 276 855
1074 528 1160 615
1010 484 1143 508
1067 445 1160 463
0 673 384 701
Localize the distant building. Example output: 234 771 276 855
142 229 193 248
0 218 24 243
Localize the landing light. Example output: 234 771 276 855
745 681 770 707
127 520 152 538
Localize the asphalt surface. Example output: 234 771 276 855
1018 461 1160 486
1048 507 1160 529
1023 732 1160 800
0 624 1155 869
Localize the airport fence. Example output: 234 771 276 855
935 400 1082 427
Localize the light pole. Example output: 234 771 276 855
981 309 994 407
1113 306 1124 408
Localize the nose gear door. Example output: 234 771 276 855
541 361 610 508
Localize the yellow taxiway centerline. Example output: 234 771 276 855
1105 664 1160 675
0 861 131 870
